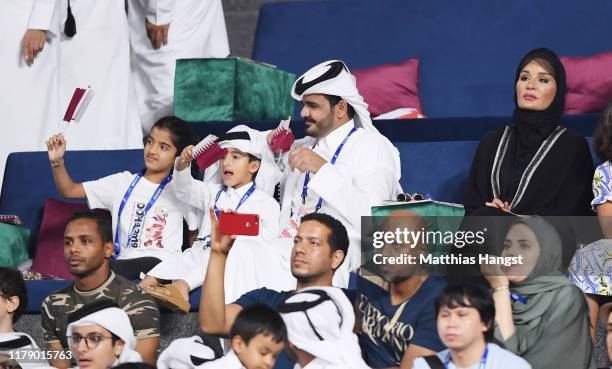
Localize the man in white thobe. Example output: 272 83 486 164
29 0 144 151
127 0 230 131
0 0 60 186
261 60 402 288
278 287 371 369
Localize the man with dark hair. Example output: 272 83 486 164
358 211 446 368
260 59 402 288
0 267 41 369
0 267 28 327
41 210 160 369
323 95 356 119
413 282 531 369
200 210 350 369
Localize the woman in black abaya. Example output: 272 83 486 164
464 48 593 217
459 48 594 272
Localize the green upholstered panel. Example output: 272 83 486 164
0 223 30 267
174 58 295 122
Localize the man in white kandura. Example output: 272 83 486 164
30 0 144 151
1 0 60 186
262 60 402 287
127 0 230 131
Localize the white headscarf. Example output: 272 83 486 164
157 336 216 369
66 307 142 366
0 332 40 369
278 287 370 369
291 60 402 188
203 124 280 196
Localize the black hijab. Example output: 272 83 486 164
500 48 567 200
511 48 567 162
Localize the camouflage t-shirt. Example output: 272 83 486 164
41 271 159 350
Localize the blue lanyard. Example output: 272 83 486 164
213 183 256 219
113 170 172 257
301 126 358 212
510 291 528 304
445 345 488 369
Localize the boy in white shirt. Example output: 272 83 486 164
140 126 282 312
412 282 531 369
159 304 286 369
0 267 42 369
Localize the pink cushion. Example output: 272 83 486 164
353 59 423 117
561 51 612 114
32 199 89 280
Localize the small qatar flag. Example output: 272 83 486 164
192 134 228 172
63 87 94 123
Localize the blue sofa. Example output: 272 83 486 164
253 0 612 118
2 0 610 313
0 117 599 312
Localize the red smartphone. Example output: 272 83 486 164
219 212 260 236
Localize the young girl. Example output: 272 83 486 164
46 116 200 280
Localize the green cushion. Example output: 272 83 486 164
370 200 465 257
174 58 296 122
0 223 30 267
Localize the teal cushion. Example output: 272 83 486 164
0 223 30 267
174 58 296 122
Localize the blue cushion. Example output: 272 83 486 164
253 0 612 118
0 150 143 253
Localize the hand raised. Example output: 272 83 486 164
46 134 66 162
288 147 327 174
209 208 236 256
481 261 509 289
176 145 194 171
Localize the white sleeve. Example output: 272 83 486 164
258 196 280 241
173 165 215 211
307 136 398 229
410 357 431 369
83 172 131 211
252 128 291 181
176 201 203 231
142 0 175 25
28 0 56 31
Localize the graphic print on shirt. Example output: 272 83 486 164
127 203 169 248
143 206 168 248
359 295 414 363
128 202 147 248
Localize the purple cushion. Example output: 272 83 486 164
562 51 612 114
353 59 423 117
31 199 89 280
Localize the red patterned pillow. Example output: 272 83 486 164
562 51 612 114
353 58 423 118
31 199 89 280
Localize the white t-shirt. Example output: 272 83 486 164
412 343 531 369
83 171 199 260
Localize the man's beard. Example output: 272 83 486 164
304 113 334 138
